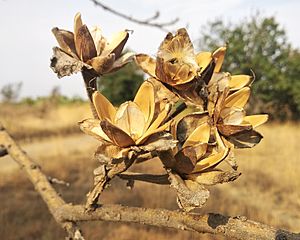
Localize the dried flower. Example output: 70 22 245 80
52 12 134 76
208 77 268 148
79 81 171 148
135 28 226 106
170 112 229 175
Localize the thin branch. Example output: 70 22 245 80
118 172 169 185
89 0 179 32
1 121 300 240
58 204 300 240
0 122 84 240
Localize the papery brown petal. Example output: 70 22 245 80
92 91 116 121
207 73 230 116
227 130 263 148
90 26 104 55
187 169 241 185
52 28 78 58
147 78 179 112
174 64 194 85
110 52 135 72
229 75 252 91
156 58 186 87
158 28 194 60
214 127 226 149
192 148 229 173
115 101 145 141
78 118 111 142
103 30 129 59
220 107 245 125
212 46 226 73
196 52 212 72
170 105 196 139
74 12 83 55
213 88 229 123
217 124 252 137
158 32 173 53
175 28 193 48
243 114 268 128
142 103 171 135
75 25 97 62
90 54 115 74
164 61 180 84
183 122 211 148
174 146 198 174
155 57 169 83
177 113 209 144
135 103 172 145
208 72 230 91
100 120 135 147
135 121 170 145
225 87 250 108
134 81 155 130
135 54 157 78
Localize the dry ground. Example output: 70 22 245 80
0 103 300 239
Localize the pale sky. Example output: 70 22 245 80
0 0 299 99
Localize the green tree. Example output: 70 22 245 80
97 62 144 106
199 14 300 120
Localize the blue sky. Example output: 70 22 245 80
0 0 299 99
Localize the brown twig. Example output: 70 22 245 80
118 172 170 185
85 155 136 209
89 0 179 32
1 121 300 239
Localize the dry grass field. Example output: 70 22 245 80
1 102 300 239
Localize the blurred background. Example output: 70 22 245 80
0 0 300 239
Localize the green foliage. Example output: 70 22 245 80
199 13 300 120
19 87 85 106
97 62 144 106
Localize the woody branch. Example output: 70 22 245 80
1 122 300 240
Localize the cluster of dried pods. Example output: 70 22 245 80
51 13 268 211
